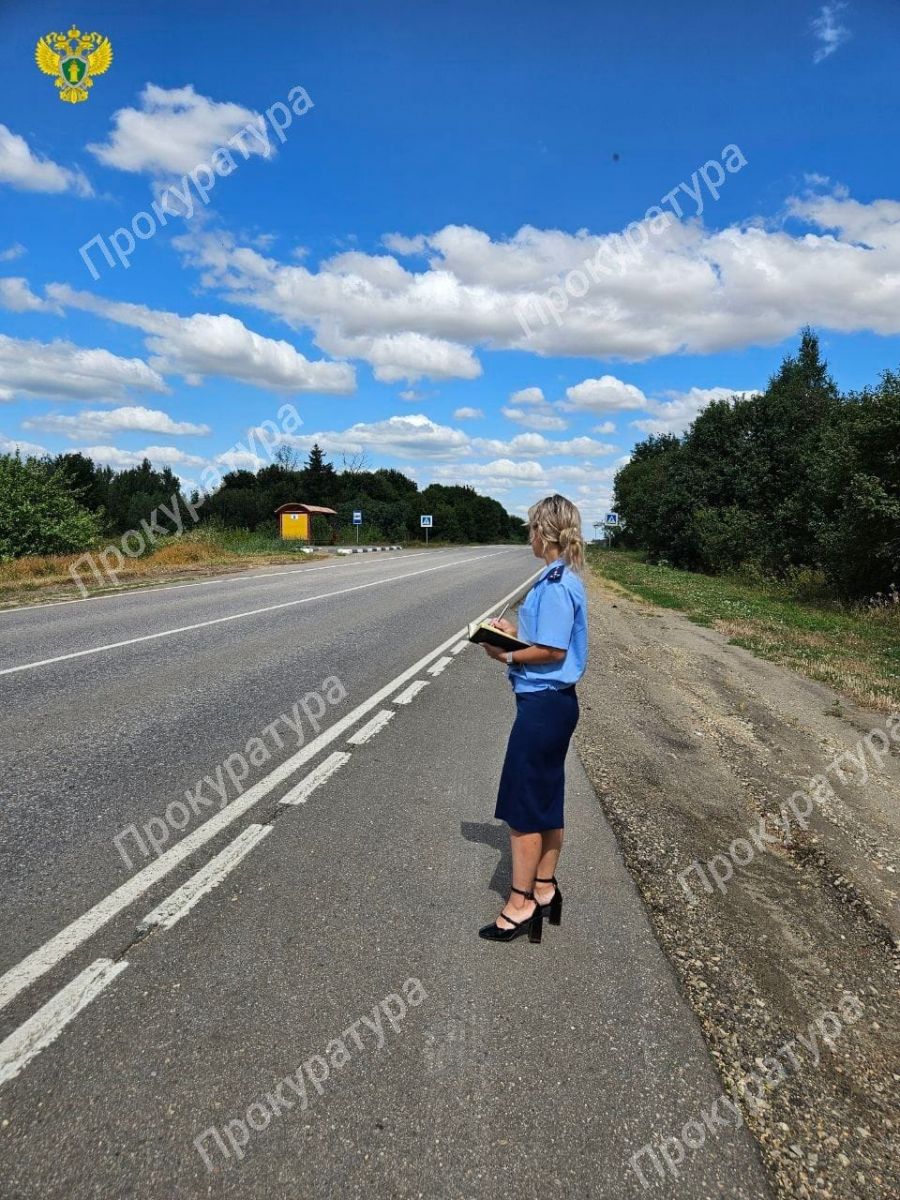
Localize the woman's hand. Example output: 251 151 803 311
489 617 517 635
482 643 508 662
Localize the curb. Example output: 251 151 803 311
335 545 404 556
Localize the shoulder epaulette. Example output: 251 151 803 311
545 562 565 582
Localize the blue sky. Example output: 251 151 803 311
1 0 899 526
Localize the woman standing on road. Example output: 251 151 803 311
478 493 588 943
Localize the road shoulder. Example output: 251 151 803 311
575 568 900 1200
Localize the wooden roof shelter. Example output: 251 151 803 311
275 502 337 540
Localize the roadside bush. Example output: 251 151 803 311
693 505 764 574
0 453 103 560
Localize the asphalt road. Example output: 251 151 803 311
0 546 772 1198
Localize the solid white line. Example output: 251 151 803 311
0 562 339 615
450 640 469 655
0 549 432 617
0 958 128 1087
279 751 351 805
137 824 272 934
392 679 429 705
0 563 541 1012
346 709 394 745
427 655 453 677
0 550 506 676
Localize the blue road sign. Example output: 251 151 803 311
352 511 362 524
420 514 433 528
605 512 619 526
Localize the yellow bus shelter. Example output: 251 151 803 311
275 503 337 542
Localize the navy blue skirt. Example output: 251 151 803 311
494 687 579 833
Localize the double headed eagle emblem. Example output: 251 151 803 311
35 27 113 104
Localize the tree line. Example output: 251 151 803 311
0 442 527 560
612 331 899 598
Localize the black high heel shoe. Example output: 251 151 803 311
478 885 543 943
534 875 562 926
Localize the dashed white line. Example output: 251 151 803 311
427 656 453 677
392 679 429 705
0 958 128 1088
450 640 469 655
280 751 351 805
347 709 395 745
0 550 506 677
0 564 541 1012
137 824 272 935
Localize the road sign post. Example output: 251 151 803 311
420 514 433 545
352 510 362 545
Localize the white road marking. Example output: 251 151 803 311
346 709 394 745
0 563 340 615
280 751 351 805
0 564 542 1012
0 549 429 617
0 958 128 1087
427 656 453 676
450 640 468 655
0 550 507 676
392 679 429 705
137 824 272 935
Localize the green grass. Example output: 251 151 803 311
189 526 321 556
587 548 900 712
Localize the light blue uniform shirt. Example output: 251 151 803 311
508 560 588 693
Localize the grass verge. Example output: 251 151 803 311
587 547 900 712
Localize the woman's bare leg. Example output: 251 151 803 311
534 828 563 905
496 827 542 928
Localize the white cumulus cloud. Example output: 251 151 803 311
23 406 211 440
631 387 759 436
87 84 273 176
261 412 471 460
72 444 207 470
0 125 92 196
562 376 648 413
47 284 354 395
0 432 49 457
474 432 618 458
0 277 61 314
502 386 568 431
175 192 900 370
0 335 167 402
317 327 480 383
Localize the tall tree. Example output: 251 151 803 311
301 443 338 506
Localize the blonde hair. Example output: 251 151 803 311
528 493 584 572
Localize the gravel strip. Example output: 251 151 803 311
574 570 900 1200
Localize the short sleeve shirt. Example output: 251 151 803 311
508 560 588 693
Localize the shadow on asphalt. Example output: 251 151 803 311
460 820 509 899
